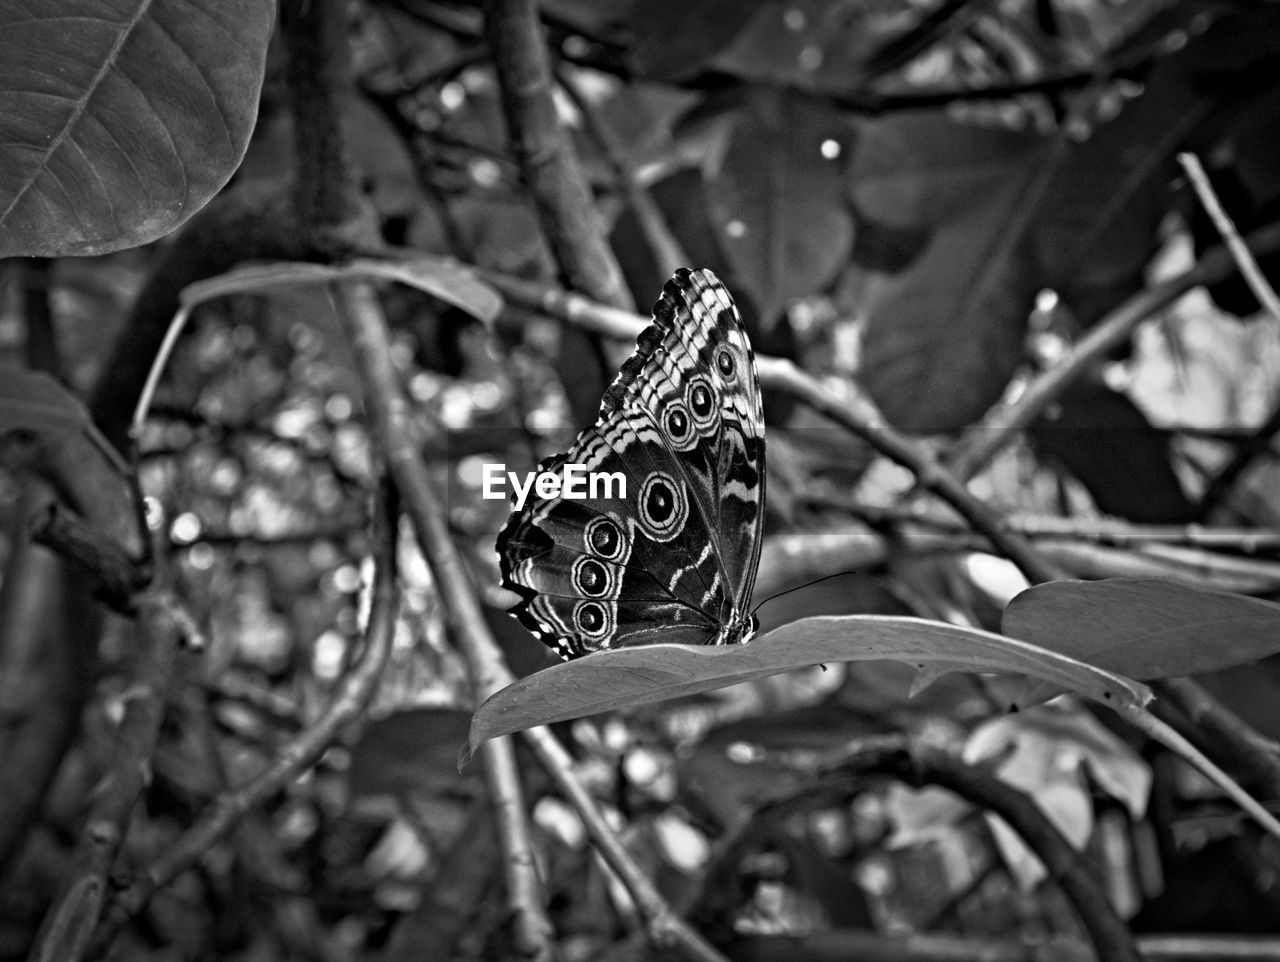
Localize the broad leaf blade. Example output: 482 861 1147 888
468 615 1151 754
181 258 503 325
851 113 1043 431
708 90 854 323
1003 578 1280 680
630 0 756 81
351 259 503 326
0 0 273 257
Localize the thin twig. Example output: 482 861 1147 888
1155 677 1280 798
1179 152 1280 323
759 358 1067 585
815 736 1141 962
1198 394 1280 520
557 66 690 277
483 0 633 312
726 931 1280 961
129 304 194 440
1122 706 1280 841
945 221 1280 481
755 527 1280 601
521 726 730 962
851 503 1280 551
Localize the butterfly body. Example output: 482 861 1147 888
497 268 765 660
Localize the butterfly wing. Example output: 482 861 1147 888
497 268 766 659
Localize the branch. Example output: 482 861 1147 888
945 221 1280 482
29 583 182 962
483 0 628 428
483 0 632 311
815 736 1141 962
758 358 1066 585
29 503 150 614
0 412 141 874
334 280 557 961
1179 152 1280 323
1197 395 1280 520
281 0 375 248
1155 677 1280 798
557 66 690 277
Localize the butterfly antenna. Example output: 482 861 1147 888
750 571 858 619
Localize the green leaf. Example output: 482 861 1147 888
0 0 273 257
0 370 92 437
467 615 1151 756
1003 578 1280 680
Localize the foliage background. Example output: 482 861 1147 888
2 0 1280 960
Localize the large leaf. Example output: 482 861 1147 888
705 89 854 324
1031 54 1200 326
467 615 1151 755
0 0 274 257
1028 382 1195 523
629 0 757 81
851 113 1043 431
180 258 503 326
711 0 887 90
1003 578 1280 680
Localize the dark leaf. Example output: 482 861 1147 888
1003 578 1280 680
711 0 886 89
707 89 854 324
1030 382 1195 523
0 0 273 257
852 112 1042 430
0 370 92 438
629 0 757 81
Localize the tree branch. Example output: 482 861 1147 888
29 582 182 962
483 0 632 311
816 736 1141 962
944 221 1280 483
333 280 558 961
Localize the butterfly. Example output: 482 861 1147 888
496 268 766 660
